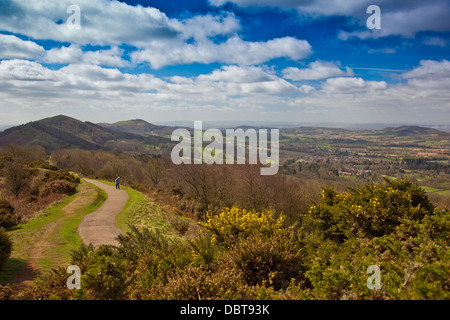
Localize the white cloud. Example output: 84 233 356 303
0 1 241 47
1 58 450 125
43 45 128 67
402 59 450 79
283 59 450 123
322 77 388 93
197 65 276 83
282 61 353 81
0 59 165 97
0 34 45 60
0 1 311 69
0 59 56 81
299 85 315 94
171 13 241 40
132 36 312 69
0 0 176 46
168 65 299 95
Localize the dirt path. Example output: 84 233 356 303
8 222 57 287
77 179 129 247
8 183 95 287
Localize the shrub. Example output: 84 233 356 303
140 265 252 300
39 180 77 196
305 178 436 240
0 227 13 271
229 233 306 291
199 205 286 247
70 243 95 273
29 161 58 171
189 233 220 267
18 267 75 300
0 199 19 229
81 247 135 300
16 178 449 300
44 170 80 184
115 225 170 262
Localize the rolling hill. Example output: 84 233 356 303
376 125 446 137
0 115 172 154
98 119 174 137
2 115 448 160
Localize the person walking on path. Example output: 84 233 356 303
115 177 120 189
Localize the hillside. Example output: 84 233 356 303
0 115 172 154
98 119 175 138
1 116 449 162
376 125 446 136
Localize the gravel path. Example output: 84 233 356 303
78 179 129 247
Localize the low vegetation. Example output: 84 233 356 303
3 178 448 300
0 145 92 283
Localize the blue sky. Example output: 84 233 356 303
0 0 449 127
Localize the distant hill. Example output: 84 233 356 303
0 115 172 154
98 119 177 138
377 126 447 137
2 115 447 155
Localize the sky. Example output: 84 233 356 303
0 0 449 127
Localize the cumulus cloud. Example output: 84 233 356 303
0 60 299 102
167 65 300 95
322 77 388 93
0 1 240 47
402 59 450 79
197 65 276 83
132 36 312 69
0 34 45 60
1 58 450 124
0 0 311 69
43 45 128 67
0 59 165 96
283 59 450 123
171 13 241 40
0 0 176 46
282 61 353 81
0 59 57 81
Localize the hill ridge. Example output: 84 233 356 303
0 115 171 154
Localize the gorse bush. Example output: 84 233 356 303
305 178 437 240
17 267 74 300
199 205 286 247
83 253 134 300
229 233 306 291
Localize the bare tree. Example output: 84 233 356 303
145 157 166 186
172 164 232 217
3 161 28 198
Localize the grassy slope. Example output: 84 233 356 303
99 180 198 241
1 178 197 283
0 180 107 283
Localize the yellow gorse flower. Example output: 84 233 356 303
199 205 285 245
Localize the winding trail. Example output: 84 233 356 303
78 179 129 247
